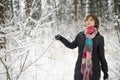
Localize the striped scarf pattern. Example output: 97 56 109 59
81 27 97 80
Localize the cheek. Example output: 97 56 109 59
91 22 95 26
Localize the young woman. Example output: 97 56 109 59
55 14 108 80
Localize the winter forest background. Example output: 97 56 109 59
0 0 120 80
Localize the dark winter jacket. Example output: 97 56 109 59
58 31 108 80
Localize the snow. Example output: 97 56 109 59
1 27 120 80
0 19 120 80
104 30 120 80
0 0 120 80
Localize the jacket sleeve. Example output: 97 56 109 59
98 36 108 73
59 34 78 49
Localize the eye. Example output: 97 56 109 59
91 19 94 21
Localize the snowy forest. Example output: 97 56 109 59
0 0 120 80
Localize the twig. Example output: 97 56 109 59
21 24 72 71
16 52 29 80
0 58 11 80
23 40 55 71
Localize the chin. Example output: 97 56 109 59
86 25 94 27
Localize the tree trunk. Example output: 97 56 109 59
85 0 90 16
26 0 31 17
96 0 99 15
0 0 6 26
99 0 102 17
80 0 83 18
0 0 6 49
18 0 20 10
119 0 120 14
114 0 118 15
74 0 78 21
10 0 14 18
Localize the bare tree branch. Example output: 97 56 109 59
23 40 55 71
0 57 11 80
16 51 29 80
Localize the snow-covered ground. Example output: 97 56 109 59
34 29 120 80
0 22 120 80
0 25 120 80
0 0 120 79
14 29 120 80
104 30 120 80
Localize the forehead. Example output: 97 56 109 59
86 16 95 20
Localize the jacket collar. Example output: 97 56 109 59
82 31 100 37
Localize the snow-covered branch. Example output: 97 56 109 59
0 58 11 80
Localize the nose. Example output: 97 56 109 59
86 21 90 25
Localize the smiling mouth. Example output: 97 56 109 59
87 24 90 25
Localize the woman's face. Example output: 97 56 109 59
85 17 95 27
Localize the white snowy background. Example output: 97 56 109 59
0 0 120 80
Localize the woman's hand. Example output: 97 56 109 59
103 72 109 80
55 34 61 40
